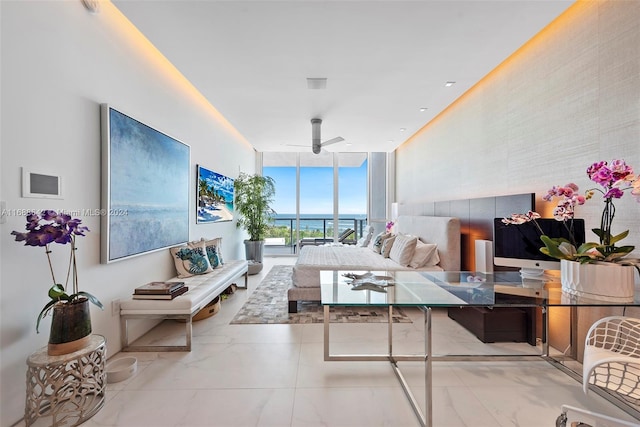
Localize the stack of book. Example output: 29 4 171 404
132 281 188 300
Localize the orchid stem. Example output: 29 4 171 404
45 244 57 286
65 242 73 292
72 237 79 296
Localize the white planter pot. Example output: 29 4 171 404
560 259 636 302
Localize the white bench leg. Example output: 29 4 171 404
235 271 249 289
120 314 193 352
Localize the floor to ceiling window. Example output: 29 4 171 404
262 151 368 255
338 152 368 239
299 152 334 241
261 152 298 253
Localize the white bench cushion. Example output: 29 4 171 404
120 260 248 316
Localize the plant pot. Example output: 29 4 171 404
560 259 636 302
48 297 92 355
244 240 264 263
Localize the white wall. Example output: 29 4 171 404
0 2 255 424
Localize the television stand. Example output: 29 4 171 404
447 306 531 344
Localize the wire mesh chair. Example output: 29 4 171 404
556 316 640 426
583 316 640 405
556 404 639 427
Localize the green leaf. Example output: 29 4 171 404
575 255 596 264
557 241 577 257
591 228 604 240
76 291 104 310
610 230 629 245
605 252 630 262
576 242 599 254
48 284 67 300
36 300 57 333
540 235 573 260
610 245 635 255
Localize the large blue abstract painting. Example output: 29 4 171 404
101 105 190 263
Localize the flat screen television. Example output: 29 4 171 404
493 217 586 277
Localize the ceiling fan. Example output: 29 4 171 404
285 118 344 153
311 118 344 154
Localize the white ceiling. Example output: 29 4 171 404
113 0 574 153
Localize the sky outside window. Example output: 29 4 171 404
339 157 367 215
263 166 296 215
263 154 367 216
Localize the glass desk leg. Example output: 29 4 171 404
425 306 432 427
323 304 430 426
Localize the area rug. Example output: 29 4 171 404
230 265 412 324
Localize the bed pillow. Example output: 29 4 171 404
381 234 397 258
369 232 391 254
409 241 439 268
170 241 214 278
389 234 418 266
424 245 440 267
357 225 375 247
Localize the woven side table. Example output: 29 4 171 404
25 335 106 426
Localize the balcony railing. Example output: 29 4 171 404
264 216 368 255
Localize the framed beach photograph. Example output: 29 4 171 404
197 165 234 224
101 104 191 263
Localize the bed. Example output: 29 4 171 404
287 215 461 312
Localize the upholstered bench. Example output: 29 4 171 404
120 259 248 352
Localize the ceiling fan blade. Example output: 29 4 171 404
321 136 344 147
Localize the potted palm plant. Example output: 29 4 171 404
234 172 276 271
11 210 103 355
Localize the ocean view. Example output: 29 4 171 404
273 214 367 232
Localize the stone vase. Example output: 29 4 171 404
560 259 635 302
244 239 264 263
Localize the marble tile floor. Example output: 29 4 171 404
60 258 640 426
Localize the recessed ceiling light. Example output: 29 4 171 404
444 81 455 87
307 78 327 90
387 140 394 143
419 107 428 112
399 128 406 132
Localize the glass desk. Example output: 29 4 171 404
320 270 640 427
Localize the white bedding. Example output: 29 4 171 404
291 216 461 290
293 245 441 288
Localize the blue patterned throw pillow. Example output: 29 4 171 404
205 244 220 268
201 237 224 267
369 232 391 254
170 241 214 278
